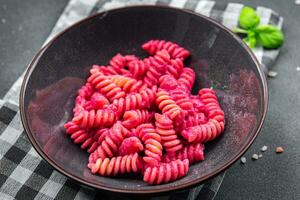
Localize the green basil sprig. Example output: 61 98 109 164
233 7 284 49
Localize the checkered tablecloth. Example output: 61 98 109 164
0 0 283 199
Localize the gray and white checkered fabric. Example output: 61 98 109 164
0 0 283 199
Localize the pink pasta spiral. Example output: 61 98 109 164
136 123 163 163
169 87 193 111
143 159 189 185
109 54 126 73
87 71 125 101
128 59 149 79
112 87 156 116
122 110 154 129
162 143 204 164
142 40 190 60
166 58 184 79
155 113 183 153
64 121 99 153
143 57 165 87
109 54 138 74
178 68 195 90
92 65 118 76
153 49 171 65
181 119 225 143
156 90 183 120
72 109 117 129
88 153 143 176
110 75 148 93
199 88 225 123
89 122 130 163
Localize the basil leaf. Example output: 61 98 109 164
239 7 260 29
243 36 256 48
255 25 284 49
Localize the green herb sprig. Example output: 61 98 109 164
233 7 284 49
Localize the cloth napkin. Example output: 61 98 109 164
0 0 283 200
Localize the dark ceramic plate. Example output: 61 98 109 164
20 6 268 194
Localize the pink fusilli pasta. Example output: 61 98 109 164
64 121 99 153
162 143 204 164
156 90 183 120
89 122 130 163
181 119 225 143
199 88 225 123
143 159 189 185
64 40 226 185
137 123 163 163
72 109 117 129
142 40 190 60
88 71 125 101
155 113 183 153
88 153 143 176
122 110 153 129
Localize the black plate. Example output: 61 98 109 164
20 6 268 194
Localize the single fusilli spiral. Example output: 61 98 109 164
122 110 154 129
153 49 171 65
88 71 125 101
72 109 117 129
137 123 163 163
128 59 149 79
162 143 204 164
199 88 225 123
142 40 176 55
166 58 184 79
178 68 195 90
170 87 193 111
112 87 156 116
109 54 138 75
92 65 118 76
156 90 183 120
143 57 165 87
181 119 225 143
64 121 99 153
155 113 183 153
142 40 190 60
143 159 189 185
89 122 130 163
110 54 137 69
110 75 148 93
88 153 143 176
